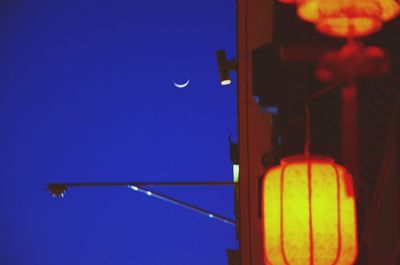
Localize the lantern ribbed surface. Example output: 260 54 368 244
262 155 358 265
296 0 400 37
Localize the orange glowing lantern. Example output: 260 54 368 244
262 155 358 265
296 0 400 37
315 41 389 83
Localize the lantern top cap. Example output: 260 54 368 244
281 155 335 165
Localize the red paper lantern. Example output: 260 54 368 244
315 41 390 83
262 155 358 265
296 0 400 37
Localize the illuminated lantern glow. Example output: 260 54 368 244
315 41 389 83
296 0 400 37
262 155 358 265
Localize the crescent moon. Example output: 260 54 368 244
173 79 190 89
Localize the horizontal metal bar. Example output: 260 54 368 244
48 181 235 187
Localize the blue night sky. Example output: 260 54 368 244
0 1 237 265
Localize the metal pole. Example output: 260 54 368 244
48 181 234 187
128 185 236 225
47 181 236 226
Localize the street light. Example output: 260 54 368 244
216 50 236 86
48 184 67 198
47 181 236 225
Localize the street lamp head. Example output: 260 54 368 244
216 50 236 86
48 184 67 198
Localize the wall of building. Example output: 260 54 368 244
237 0 273 264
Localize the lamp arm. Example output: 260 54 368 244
48 181 234 187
